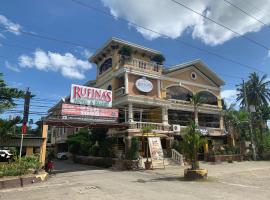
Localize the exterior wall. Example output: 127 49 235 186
128 74 158 97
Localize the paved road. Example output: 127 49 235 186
1 160 270 200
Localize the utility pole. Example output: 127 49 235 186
19 88 31 159
242 79 256 160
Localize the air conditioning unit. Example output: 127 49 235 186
172 125 181 133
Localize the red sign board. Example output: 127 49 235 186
21 122 27 135
61 103 118 118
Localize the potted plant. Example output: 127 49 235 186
182 121 207 180
118 45 133 63
141 126 154 170
125 137 139 170
151 54 165 65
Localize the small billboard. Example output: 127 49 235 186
70 84 112 107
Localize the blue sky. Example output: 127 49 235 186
1 0 270 122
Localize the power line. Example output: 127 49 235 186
0 26 97 51
70 0 267 75
170 0 270 51
223 0 270 29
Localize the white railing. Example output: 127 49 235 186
114 87 125 98
168 99 219 109
171 149 184 166
129 121 170 131
124 57 162 74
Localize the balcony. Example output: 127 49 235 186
114 87 125 98
122 57 162 75
167 99 220 112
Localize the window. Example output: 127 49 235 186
166 86 192 101
107 85 112 91
198 113 220 128
99 58 112 75
191 72 197 80
198 91 218 105
168 110 194 126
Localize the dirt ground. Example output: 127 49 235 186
1 160 270 200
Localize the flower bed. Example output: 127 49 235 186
0 155 41 177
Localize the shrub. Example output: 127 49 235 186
118 45 133 57
126 137 139 160
0 155 40 177
151 54 165 65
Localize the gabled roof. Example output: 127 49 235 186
163 59 225 86
90 37 161 62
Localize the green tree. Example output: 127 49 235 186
0 73 25 113
66 129 92 156
189 93 204 125
181 121 206 170
237 72 270 108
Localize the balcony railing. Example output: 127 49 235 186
114 87 125 98
129 121 171 132
167 99 220 110
122 57 162 74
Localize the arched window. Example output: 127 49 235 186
107 85 112 91
99 58 112 75
198 91 218 105
166 86 192 101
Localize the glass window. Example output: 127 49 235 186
168 110 194 126
99 58 112 75
166 86 192 101
198 91 218 105
198 113 220 128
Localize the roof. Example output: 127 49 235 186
90 37 161 62
163 59 225 86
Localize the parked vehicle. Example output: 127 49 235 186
0 150 13 162
56 152 68 160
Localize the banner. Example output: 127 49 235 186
61 103 118 118
148 137 165 169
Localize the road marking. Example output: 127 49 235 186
219 181 260 189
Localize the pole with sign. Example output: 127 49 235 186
19 88 31 160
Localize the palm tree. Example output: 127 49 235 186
182 121 206 170
189 93 204 126
224 106 249 146
237 72 270 108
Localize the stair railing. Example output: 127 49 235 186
171 149 184 166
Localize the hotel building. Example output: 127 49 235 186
48 37 226 159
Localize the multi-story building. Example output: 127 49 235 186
49 37 226 159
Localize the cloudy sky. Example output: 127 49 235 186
1 0 270 121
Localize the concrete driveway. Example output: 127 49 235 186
1 160 270 200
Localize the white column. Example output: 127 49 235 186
157 79 161 98
125 72 129 95
128 103 133 122
162 107 168 125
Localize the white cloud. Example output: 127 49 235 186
0 15 22 35
221 89 237 107
5 61 21 72
267 50 270 58
18 49 92 79
101 0 270 45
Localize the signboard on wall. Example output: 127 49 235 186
148 137 165 169
61 103 118 118
70 84 112 107
135 77 153 93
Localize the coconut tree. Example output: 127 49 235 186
189 93 204 126
182 121 206 170
237 72 270 108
